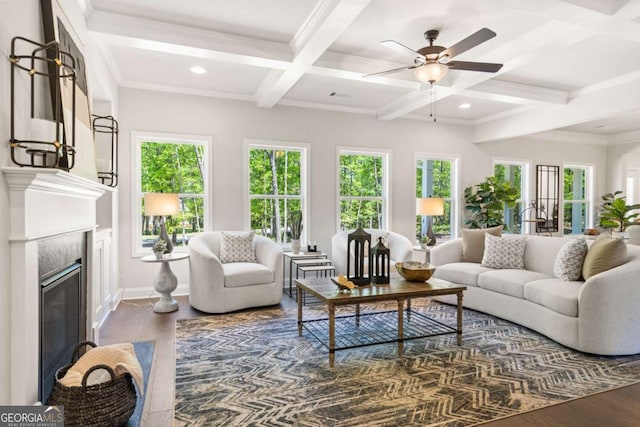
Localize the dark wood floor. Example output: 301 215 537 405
99 294 640 427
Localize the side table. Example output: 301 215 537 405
141 252 189 313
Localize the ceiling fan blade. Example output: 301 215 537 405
439 28 496 60
363 65 418 79
447 60 503 73
380 40 425 61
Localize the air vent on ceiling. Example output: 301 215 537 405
329 92 355 99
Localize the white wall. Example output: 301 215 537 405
116 87 611 294
607 142 640 192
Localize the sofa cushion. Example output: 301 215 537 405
478 269 550 298
553 238 588 281
524 279 582 317
461 225 503 263
582 235 627 280
481 234 527 269
220 231 257 263
223 262 274 288
433 263 493 287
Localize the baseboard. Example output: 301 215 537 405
120 283 190 301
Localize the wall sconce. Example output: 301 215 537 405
92 114 119 187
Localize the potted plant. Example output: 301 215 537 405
288 210 303 253
598 191 640 234
152 239 167 259
464 176 519 229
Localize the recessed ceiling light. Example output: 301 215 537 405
459 103 471 109
190 66 206 74
595 125 605 129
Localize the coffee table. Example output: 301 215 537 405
296 277 466 366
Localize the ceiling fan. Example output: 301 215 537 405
364 28 503 84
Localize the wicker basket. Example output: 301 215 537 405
46 341 137 427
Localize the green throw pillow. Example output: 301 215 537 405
582 235 627 280
461 225 503 263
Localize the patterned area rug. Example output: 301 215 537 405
174 300 640 426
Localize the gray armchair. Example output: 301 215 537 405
188 232 283 313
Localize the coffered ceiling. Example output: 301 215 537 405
82 0 640 143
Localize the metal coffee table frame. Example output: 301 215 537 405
296 277 466 367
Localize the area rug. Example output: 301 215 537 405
174 301 640 426
127 340 155 427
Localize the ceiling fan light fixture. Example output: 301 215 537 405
414 62 448 84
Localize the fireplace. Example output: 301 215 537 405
38 231 87 402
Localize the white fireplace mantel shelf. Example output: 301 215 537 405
2 167 112 242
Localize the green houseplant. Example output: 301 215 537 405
288 210 303 253
464 176 519 229
598 191 640 232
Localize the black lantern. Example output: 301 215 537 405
370 236 390 284
346 228 371 286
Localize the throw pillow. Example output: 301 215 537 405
461 225 504 263
481 234 527 269
582 235 627 280
553 239 588 281
219 231 257 263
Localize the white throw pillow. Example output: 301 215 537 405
481 234 527 269
219 231 257 263
553 239 588 281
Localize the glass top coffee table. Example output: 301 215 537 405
296 277 466 367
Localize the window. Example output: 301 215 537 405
627 169 639 205
493 160 530 233
246 140 308 245
132 132 210 255
338 148 390 231
415 154 459 242
563 164 594 235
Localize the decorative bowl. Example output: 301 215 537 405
395 261 436 282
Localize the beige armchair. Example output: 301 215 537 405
188 232 283 313
331 229 414 276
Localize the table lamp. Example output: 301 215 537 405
144 193 180 253
417 197 444 246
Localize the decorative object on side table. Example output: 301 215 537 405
417 197 444 246
144 192 180 253
346 228 371 286
395 261 436 282
289 210 303 254
370 236 390 284
152 240 167 259
141 252 189 313
307 241 317 252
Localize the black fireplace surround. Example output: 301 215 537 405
38 232 87 402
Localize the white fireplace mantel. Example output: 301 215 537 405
2 166 108 404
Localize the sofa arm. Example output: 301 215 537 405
578 259 640 354
188 237 225 290
255 237 283 284
430 239 463 266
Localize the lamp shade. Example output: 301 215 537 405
417 197 444 216
414 63 448 84
144 193 179 216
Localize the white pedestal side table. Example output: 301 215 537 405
141 252 189 313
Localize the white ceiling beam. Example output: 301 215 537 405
255 0 372 108
87 10 293 69
561 0 630 14
467 80 569 105
473 77 640 143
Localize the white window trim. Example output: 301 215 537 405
414 152 461 239
492 158 531 234
131 131 212 257
562 162 595 234
243 138 310 246
336 146 392 232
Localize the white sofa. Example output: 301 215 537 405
188 232 283 313
331 229 413 276
431 235 640 355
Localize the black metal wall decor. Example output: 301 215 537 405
92 114 119 187
370 236 390 284
535 165 560 233
346 228 371 286
9 36 76 169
